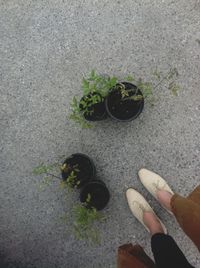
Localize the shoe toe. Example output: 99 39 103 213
126 188 138 202
138 168 155 182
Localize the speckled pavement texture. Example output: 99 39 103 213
1 0 200 267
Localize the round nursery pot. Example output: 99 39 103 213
80 180 110 211
79 92 108 121
105 82 144 122
61 153 96 188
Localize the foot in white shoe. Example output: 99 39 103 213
126 188 167 234
143 211 165 236
138 168 174 214
157 190 173 212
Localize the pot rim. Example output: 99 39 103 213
105 82 144 122
62 153 96 180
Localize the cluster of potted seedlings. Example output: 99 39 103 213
70 68 180 128
69 70 153 128
34 153 110 242
61 153 110 211
61 153 110 242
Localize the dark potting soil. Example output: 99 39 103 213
106 82 144 121
62 154 95 187
80 93 107 121
83 101 107 121
80 180 110 210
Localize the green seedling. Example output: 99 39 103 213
70 70 118 128
118 80 152 102
168 82 181 96
60 170 80 190
153 67 180 94
72 194 106 243
33 161 80 191
70 68 180 128
60 162 80 190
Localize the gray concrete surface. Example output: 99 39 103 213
1 0 200 267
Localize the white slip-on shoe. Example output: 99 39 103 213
126 188 167 234
138 168 174 214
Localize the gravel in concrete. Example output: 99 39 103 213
1 0 200 267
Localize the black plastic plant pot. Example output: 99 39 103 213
105 82 144 122
61 153 96 188
80 180 110 211
79 92 108 121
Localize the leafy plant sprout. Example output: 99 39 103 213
33 163 61 190
60 163 80 189
33 163 61 180
69 70 118 128
152 67 180 96
82 70 118 97
33 162 80 190
60 171 80 190
79 94 102 116
69 97 92 129
69 68 180 127
72 194 106 243
119 67 180 102
117 82 144 101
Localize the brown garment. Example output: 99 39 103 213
118 244 156 268
117 185 200 268
171 185 200 251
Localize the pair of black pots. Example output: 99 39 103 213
62 153 110 211
81 82 144 122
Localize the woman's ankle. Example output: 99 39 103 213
157 190 173 212
143 211 165 236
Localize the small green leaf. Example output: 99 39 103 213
106 77 117 90
138 81 153 98
71 96 78 107
37 176 52 191
33 164 52 175
60 180 68 189
90 70 96 79
86 193 91 203
72 203 105 243
82 78 90 95
130 95 144 101
124 75 135 82
169 82 181 96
